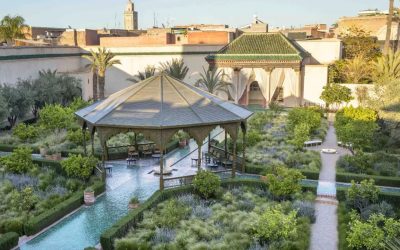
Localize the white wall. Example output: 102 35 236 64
296 39 342 65
338 83 374 107
303 65 328 106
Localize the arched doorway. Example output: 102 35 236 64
248 81 264 107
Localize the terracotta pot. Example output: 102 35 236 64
84 191 96 205
129 203 140 209
39 148 48 157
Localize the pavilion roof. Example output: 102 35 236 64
206 32 305 62
76 74 253 129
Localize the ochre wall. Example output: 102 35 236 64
187 31 229 45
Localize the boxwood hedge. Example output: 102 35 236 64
0 232 19 250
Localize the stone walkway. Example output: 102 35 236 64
309 118 351 250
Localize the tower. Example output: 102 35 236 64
124 0 138 30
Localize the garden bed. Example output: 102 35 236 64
101 179 316 250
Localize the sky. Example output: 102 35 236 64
0 0 390 30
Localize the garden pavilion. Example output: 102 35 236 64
75 73 253 190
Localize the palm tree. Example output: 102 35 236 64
373 49 400 82
160 58 189 80
82 55 98 100
0 15 27 45
342 55 372 83
194 67 232 95
127 65 156 83
384 0 395 54
83 48 121 99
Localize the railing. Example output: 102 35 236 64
209 145 245 166
164 170 232 189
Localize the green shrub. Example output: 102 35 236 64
346 179 380 212
61 155 98 180
0 147 38 173
0 219 24 235
289 123 311 149
254 204 298 242
154 199 190 227
287 108 321 133
114 239 151 250
0 232 19 250
347 213 400 250
13 123 40 141
192 170 221 199
266 166 305 198
39 104 75 131
67 129 90 146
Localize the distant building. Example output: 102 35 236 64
124 0 138 30
240 16 269 33
336 10 400 47
271 24 334 40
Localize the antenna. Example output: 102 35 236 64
153 12 156 28
114 13 117 29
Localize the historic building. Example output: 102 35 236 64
124 0 138 30
206 33 309 107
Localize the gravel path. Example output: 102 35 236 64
309 118 350 250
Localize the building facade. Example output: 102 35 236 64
124 0 138 30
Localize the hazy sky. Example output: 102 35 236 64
0 0 390 30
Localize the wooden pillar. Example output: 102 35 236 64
197 142 202 170
160 148 164 191
294 68 302 106
232 138 237 178
241 123 247 173
82 127 87 156
91 129 95 156
207 134 211 152
224 131 228 158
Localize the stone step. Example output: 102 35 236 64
316 196 339 206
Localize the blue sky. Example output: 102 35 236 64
0 0 389 30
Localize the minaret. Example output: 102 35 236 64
124 0 138 30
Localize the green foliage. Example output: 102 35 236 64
287 107 322 133
328 60 347 83
254 204 298 242
372 49 400 82
248 110 272 131
192 170 221 199
246 130 262 148
39 104 75 131
335 106 379 151
289 123 311 149
160 58 189 80
0 232 19 250
0 15 27 44
194 67 232 94
347 213 400 250
341 26 381 61
0 147 37 174
346 179 380 212
61 155 98 180
13 123 40 141
68 98 92 112
342 55 372 83
320 84 353 108
67 129 90 146
0 83 32 127
154 199 190 227
127 65 157 83
266 166 305 198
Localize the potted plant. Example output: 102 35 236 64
129 197 140 209
84 187 95 205
52 149 62 161
45 148 55 160
39 143 49 157
176 131 190 148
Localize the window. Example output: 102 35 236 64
250 82 260 91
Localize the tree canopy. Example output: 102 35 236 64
320 84 353 109
0 15 27 45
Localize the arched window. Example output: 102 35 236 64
250 81 260 91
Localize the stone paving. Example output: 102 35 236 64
309 119 351 250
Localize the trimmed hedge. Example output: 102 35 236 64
24 181 105 236
33 158 64 173
336 172 400 188
337 186 400 208
0 232 19 250
100 178 316 250
245 164 320 180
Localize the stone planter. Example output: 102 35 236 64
128 202 140 209
39 148 48 157
261 176 268 181
51 153 62 161
84 191 96 205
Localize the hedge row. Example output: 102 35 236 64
336 187 400 207
0 232 19 250
24 181 105 236
336 172 400 188
245 164 320 180
100 178 317 250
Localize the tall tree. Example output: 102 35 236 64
194 67 232 94
341 27 381 61
384 0 395 54
0 84 32 127
342 55 372 83
0 15 27 45
83 48 121 99
127 65 156 83
160 58 189 80
83 57 98 101
372 49 400 82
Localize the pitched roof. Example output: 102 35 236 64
76 74 253 129
206 32 304 62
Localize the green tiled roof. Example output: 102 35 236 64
207 33 304 62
